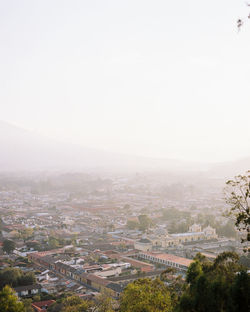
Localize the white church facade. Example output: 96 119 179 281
134 224 217 251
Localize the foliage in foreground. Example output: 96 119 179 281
178 252 250 312
120 277 173 312
48 294 115 312
225 171 250 245
0 252 249 312
0 267 36 290
2 239 16 254
0 285 25 312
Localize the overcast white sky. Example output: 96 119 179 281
1 0 250 162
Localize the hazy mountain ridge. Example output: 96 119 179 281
0 121 189 172
0 120 249 175
208 157 250 178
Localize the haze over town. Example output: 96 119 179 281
0 1 249 312
1 0 250 166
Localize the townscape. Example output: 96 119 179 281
1 1 250 311
0 172 249 311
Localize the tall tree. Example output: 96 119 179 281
0 285 25 312
178 252 250 312
3 239 16 254
19 228 33 241
225 171 250 245
138 215 153 232
92 293 115 312
237 2 250 30
120 278 173 312
0 268 36 290
48 295 92 312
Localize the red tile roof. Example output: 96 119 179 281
141 252 193 267
31 300 55 312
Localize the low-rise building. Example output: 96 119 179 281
32 300 56 312
15 284 42 297
134 238 152 252
137 251 193 271
136 224 218 250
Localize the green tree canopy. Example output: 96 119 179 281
92 293 115 312
0 285 25 312
3 239 16 254
225 171 250 244
0 268 36 290
48 295 92 312
19 228 34 241
126 220 139 230
138 215 153 231
120 278 173 312
178 252 250 312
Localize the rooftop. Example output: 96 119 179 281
171 232 204 237
140 251 193 267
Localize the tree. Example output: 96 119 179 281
26 240 42 251
92 293 115 312
0 268 22 289
231 270 250 311
48 295 93 312
0 285 25 312
160 267 177 282
22 298 33 312
240 253 250 268
0 268 36 290
18 272 36 286
120 278 173 312
160 268 184 305
138 214 153 232
178 252 250 312
47 302 63 312
237 2 250 31
123 204 130 211
48 237 60 249
126 220 139 230
216 220 237 239
20 228 33 241
224 171 250 244
3 239 16 254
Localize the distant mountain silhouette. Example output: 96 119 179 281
0 121 191 172
208 157 250 179
1 120 249 175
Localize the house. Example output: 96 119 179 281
28 250 123 297
138 251 193 271
14 284 42 297
145 224 218 248
120 256 154 272
32 300 56 312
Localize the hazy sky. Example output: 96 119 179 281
1 0 250 162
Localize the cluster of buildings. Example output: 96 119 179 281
26 246 193 298
134 224 217 251
0 172 242 303
28 250 123 297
